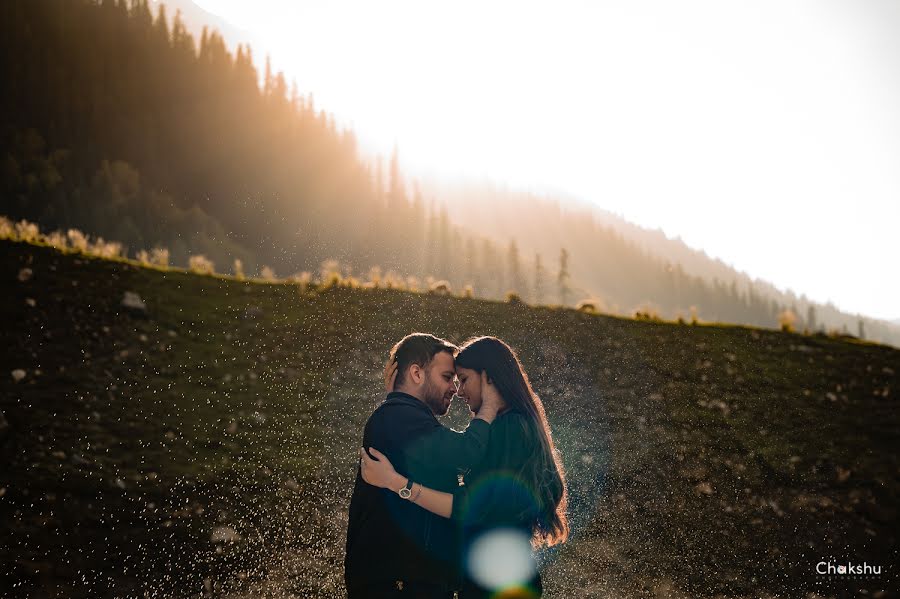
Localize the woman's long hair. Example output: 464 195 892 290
454 336 569 547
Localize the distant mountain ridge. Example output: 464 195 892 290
10 0 894 347
428 180 900 347
160 0 898 337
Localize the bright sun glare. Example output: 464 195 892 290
192 0 900 322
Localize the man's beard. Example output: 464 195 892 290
422 377 450 416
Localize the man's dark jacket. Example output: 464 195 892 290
344 391 491 593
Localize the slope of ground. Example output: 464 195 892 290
1 239 897 598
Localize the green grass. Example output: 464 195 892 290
1 238 897 598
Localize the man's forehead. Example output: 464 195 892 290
432 351 456 371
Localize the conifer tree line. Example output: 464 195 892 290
0 0 525 297
2 0 895 345
435 185 898 343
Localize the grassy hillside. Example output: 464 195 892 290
1 238 896 598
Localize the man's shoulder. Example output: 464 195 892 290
367 395 437 430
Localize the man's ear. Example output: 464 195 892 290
409 364 423 385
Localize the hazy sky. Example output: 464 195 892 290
192 0 899 322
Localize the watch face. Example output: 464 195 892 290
399 488 411 499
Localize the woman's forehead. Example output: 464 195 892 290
455 365 477 377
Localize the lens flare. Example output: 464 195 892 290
467 528 536 592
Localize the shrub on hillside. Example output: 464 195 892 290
189 254 215 275
320 260 342 288
150 247 169 268
0 216 13 239
506 291 524 305
576 298 606 314
342 276 362 289
67 229 89 252
778 309 796 333
290 271 312 284
259 265 276 282
15 220 39 243
44 230 67 250
91 238 123 259
633 302 662 321
289 271 313 293
429 280 452 296
383 271 405 290
367 266 382 288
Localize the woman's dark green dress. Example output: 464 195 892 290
451 409 545 598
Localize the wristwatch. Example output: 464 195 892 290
398 478 413 500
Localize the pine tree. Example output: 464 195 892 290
263 55 273 98
387 146 406 213
409 183 426 275
154 3 170 45
464 237 478 291
424 200 438 278
437 207 451 279
558 247 571 306
507 239 522 295
807 305 818 332
386 147 408 268
533 253 545 304
481 238 498 297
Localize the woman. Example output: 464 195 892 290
360 336 568 598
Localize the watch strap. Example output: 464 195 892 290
398 478 413 499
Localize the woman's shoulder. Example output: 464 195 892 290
497 408 526 423
495 409 534 439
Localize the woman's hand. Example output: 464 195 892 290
360 447 405 492
477 370 505 417
384 358 398 392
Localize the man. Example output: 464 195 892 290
345 333 502 598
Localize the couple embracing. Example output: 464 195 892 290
344 333 568 598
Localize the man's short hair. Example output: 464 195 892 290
389 333 458 388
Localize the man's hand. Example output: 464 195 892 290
384 357 398 392
475 370 504 422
